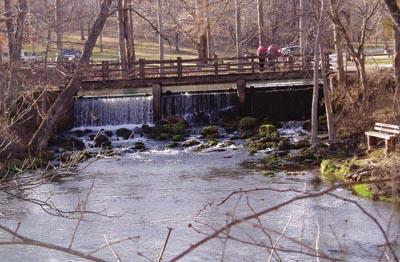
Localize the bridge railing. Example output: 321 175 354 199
57 54 330 81
80 53 331 82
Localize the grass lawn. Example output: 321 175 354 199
24 34 199 61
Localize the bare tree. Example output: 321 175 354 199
28 0 114 154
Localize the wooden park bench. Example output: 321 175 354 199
365 123 399 156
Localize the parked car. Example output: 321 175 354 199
280 45 301 56
21 50 44 62
57 48 82 61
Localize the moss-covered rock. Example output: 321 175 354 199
167 142 181 148
239 117 258 131
172 134 185 142
182 139 201 147
201 126 220 139
258 124 278 138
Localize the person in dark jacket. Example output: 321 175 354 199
257 46 267 72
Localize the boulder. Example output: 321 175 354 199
167 142 181 148
74 129 92 137
182 139 201 147
93 134 112 149
201 126 220 139
172 135 185 142
258 124 278 138
134 127 144 137
164 115 189 128
142 124 152 134
277 139 292 151
104 130 113 137
134 142 146 151
239 116 258 131
116 128 134 140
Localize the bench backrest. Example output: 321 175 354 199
374 123 400 135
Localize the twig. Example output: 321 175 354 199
104 234 122 262
267 215 293 262
158 227 173 262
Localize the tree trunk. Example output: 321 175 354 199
299 0 306 60
124 0 134 69
117 0 128 73
257 0 266 47
354 56 368 97
28 0 114 154
55 0 64 61
175 32 180 52
311 0 324 146
196 0 208 63
128 3 136 63
235 0 242 67
157 0 164 65
393 25 400 120
80 18 85 40
333 24 345 88
321 49 337 142
44 27 52 63
4 0 27 106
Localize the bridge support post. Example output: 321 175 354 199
237 79 246 113
152 84 163 122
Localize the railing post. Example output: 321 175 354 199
237 79 246 113
214 54 219 76
177 57 182 79
152 84 163 122
139 58 145 81
102 61 109 81
251 55 255 74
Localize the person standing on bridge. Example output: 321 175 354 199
257 46 267 72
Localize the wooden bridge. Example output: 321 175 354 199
36 54 330 124
77 54 330 90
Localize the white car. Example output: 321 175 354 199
21 50 44 62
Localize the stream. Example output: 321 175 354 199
0 124 399 261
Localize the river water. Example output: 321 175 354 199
0 127 399 262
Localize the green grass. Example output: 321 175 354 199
24 34 199 61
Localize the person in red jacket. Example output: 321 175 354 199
257 46 267 71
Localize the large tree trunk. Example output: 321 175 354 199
257 0 266 47
28 0 113 154
384 0 400 121
394 26 400 120
4 0 27 107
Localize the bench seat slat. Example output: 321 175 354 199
374 127 400 135
365 131 396 140
376 123 400 130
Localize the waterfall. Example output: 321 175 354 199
74 96 153 127
162 92 237 124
